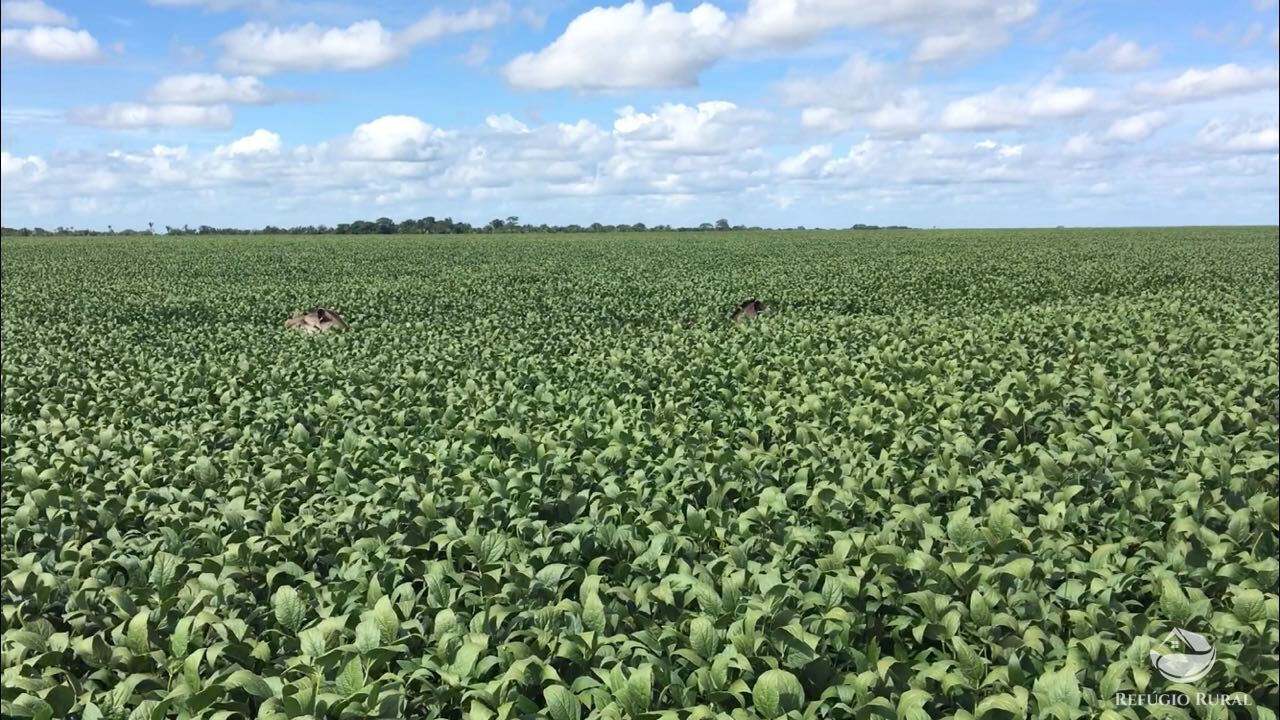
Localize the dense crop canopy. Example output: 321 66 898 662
1 229 1277 718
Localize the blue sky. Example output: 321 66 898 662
2 0 1277 230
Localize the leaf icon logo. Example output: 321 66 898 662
1149 628 1216 683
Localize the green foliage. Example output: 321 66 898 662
1 229 1277 718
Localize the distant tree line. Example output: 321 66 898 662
1 216 911 237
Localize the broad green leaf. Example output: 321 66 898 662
543 686 582 720
273 585 305 633
753 668 804 717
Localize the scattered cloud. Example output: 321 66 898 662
1062 132 1107 159
484 113 529 133
146 74 281 105
612 101 771 154
777 144 832 177
459 42 490 67
800 107 856 135
779 53 887 111
1238 22 1264 47
941 82 1096 130
1 25 100 62
782 53 929 137
214 128 282 156
1196 19 1274 47
344 115 449 161
939 93 1024 130
1026 83 1096 117
1 0 73 26
218 21 400 73
503 2 731 90
1064 34 1159 72
1196 117 1279 153
217 3 509 74
0 150 48 182
0 106 63 125
1105 111 1169 142
735 0 1036 57
911 26 1012 63
975 139 1024 158
69 103 234 129
6 103 1277 228
865 91 929 135
506 0 1037 90
401 4 510 44
1193 23 1239 46
146 0 274 10
1134 63 1280 103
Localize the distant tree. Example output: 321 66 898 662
2 213 886 238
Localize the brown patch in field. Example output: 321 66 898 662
285 307 349 334
731 299 767 322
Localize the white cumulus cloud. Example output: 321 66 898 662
1134 63 1280 103
1 25 100 62
219 21 400 73
345 115 448 161
506 0 1037 89
0 150 48 181
69 103 234 129
800 107 857 135
782 54 927 137
1062 133 1106 159
215 129 282 156
866 91 929 135
147 0 268 9
147 74 278 105
484 114 530 133
1064 34 1159 72
735 0 1036 55
613 101 769 154
778 144 832 177
401 4 510 44
912 26 1010 63
942 82 1097 130
1106 111 1169 142
1026 83 1097 117
503 1 732 90
1 0 73 25
1196 118 1280 153
218 4 508 74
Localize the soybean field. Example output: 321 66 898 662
1 228 1277 719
